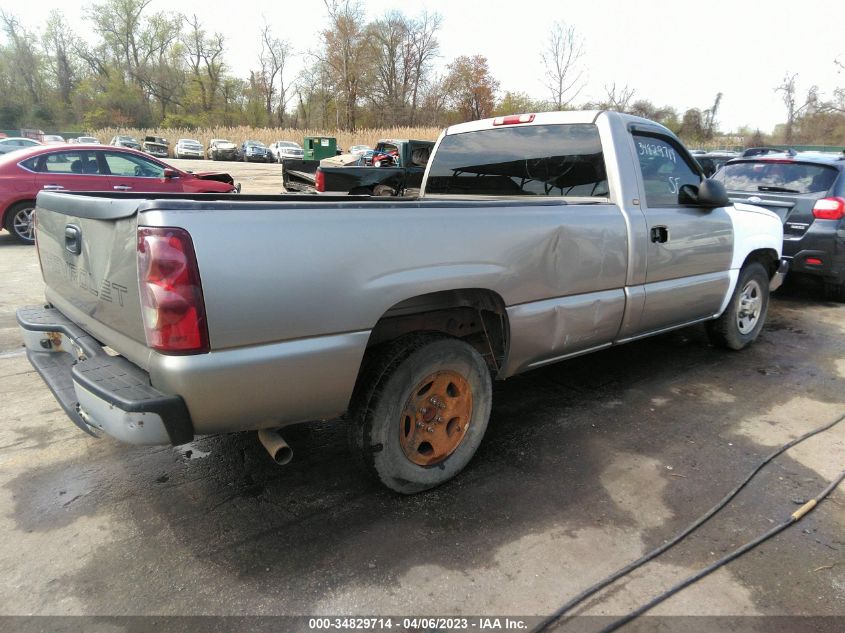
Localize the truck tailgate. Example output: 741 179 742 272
34 192 147 359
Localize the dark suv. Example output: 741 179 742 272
714 151 845 300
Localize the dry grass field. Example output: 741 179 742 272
93 126 443 151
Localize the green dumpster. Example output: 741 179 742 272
303 136 337 161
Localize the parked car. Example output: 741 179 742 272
0 144 239 244
69 136 100 145
241 140 271 162
0 137 42 155
742 147 785 158
714 150 845 300
694 151 740 177
174 138 204 160
268 140 304 162
349 144 370 155
41 135 65 144
142 136 169 158
283 139 434 196
18 111 785 494
207 138 239 161
110 135 141 150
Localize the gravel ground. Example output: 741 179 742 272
170 157 286 194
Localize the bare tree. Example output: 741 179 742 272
182 15 225 113
42 10 80 113
828 58 844 113
407 11 441 124
368 11 411 125
86 0 153 81
321 0 369 130
257 21 293 126
702 92 723 140
541 21 584 109
295 60 334 129
135 11 185 117
0 10 45 104
602 82 635 111
775 73 818 143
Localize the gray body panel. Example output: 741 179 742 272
141 201 629 350
28 112 754 437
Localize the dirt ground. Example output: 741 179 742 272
172 156 288 194
0 180 843 632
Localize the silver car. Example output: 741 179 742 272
269 140 304 162
174 138 204 160
0 137 42 155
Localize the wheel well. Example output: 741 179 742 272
3 199 36 226
742 249 779 278
366 289 509 375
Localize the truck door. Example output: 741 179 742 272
631 131 734 333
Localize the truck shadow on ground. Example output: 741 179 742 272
5 285 845 615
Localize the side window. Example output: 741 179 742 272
633 134 701 206
42 151 102 175
19 157 41 172
104 151 164 178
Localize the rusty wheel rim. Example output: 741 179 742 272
399 370 473 467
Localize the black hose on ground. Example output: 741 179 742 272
532 412 845 633
596 469 845 633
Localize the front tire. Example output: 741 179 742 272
348 335 492 494
706 262 769 350
4 201 36 244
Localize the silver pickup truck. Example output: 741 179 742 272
18 111 787 493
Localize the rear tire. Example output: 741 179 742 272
706 262 769 350
348 334 492 494
4 201 36 244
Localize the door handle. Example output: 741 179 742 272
42 184 65 190
113 185 133 191
650 226 669 243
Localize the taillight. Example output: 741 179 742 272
493 113 535 126
812 197 845 220
137 227 209 354
315 169 325 192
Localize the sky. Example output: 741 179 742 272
5 0 844 133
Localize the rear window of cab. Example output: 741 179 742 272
714 161 839 194
425 124 608 197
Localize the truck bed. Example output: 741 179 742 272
32 189 624 436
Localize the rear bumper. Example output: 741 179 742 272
17 305 193 446
782 222 845 284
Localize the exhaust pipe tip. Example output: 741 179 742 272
258 428 293 465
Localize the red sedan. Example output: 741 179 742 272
0 144 239 244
